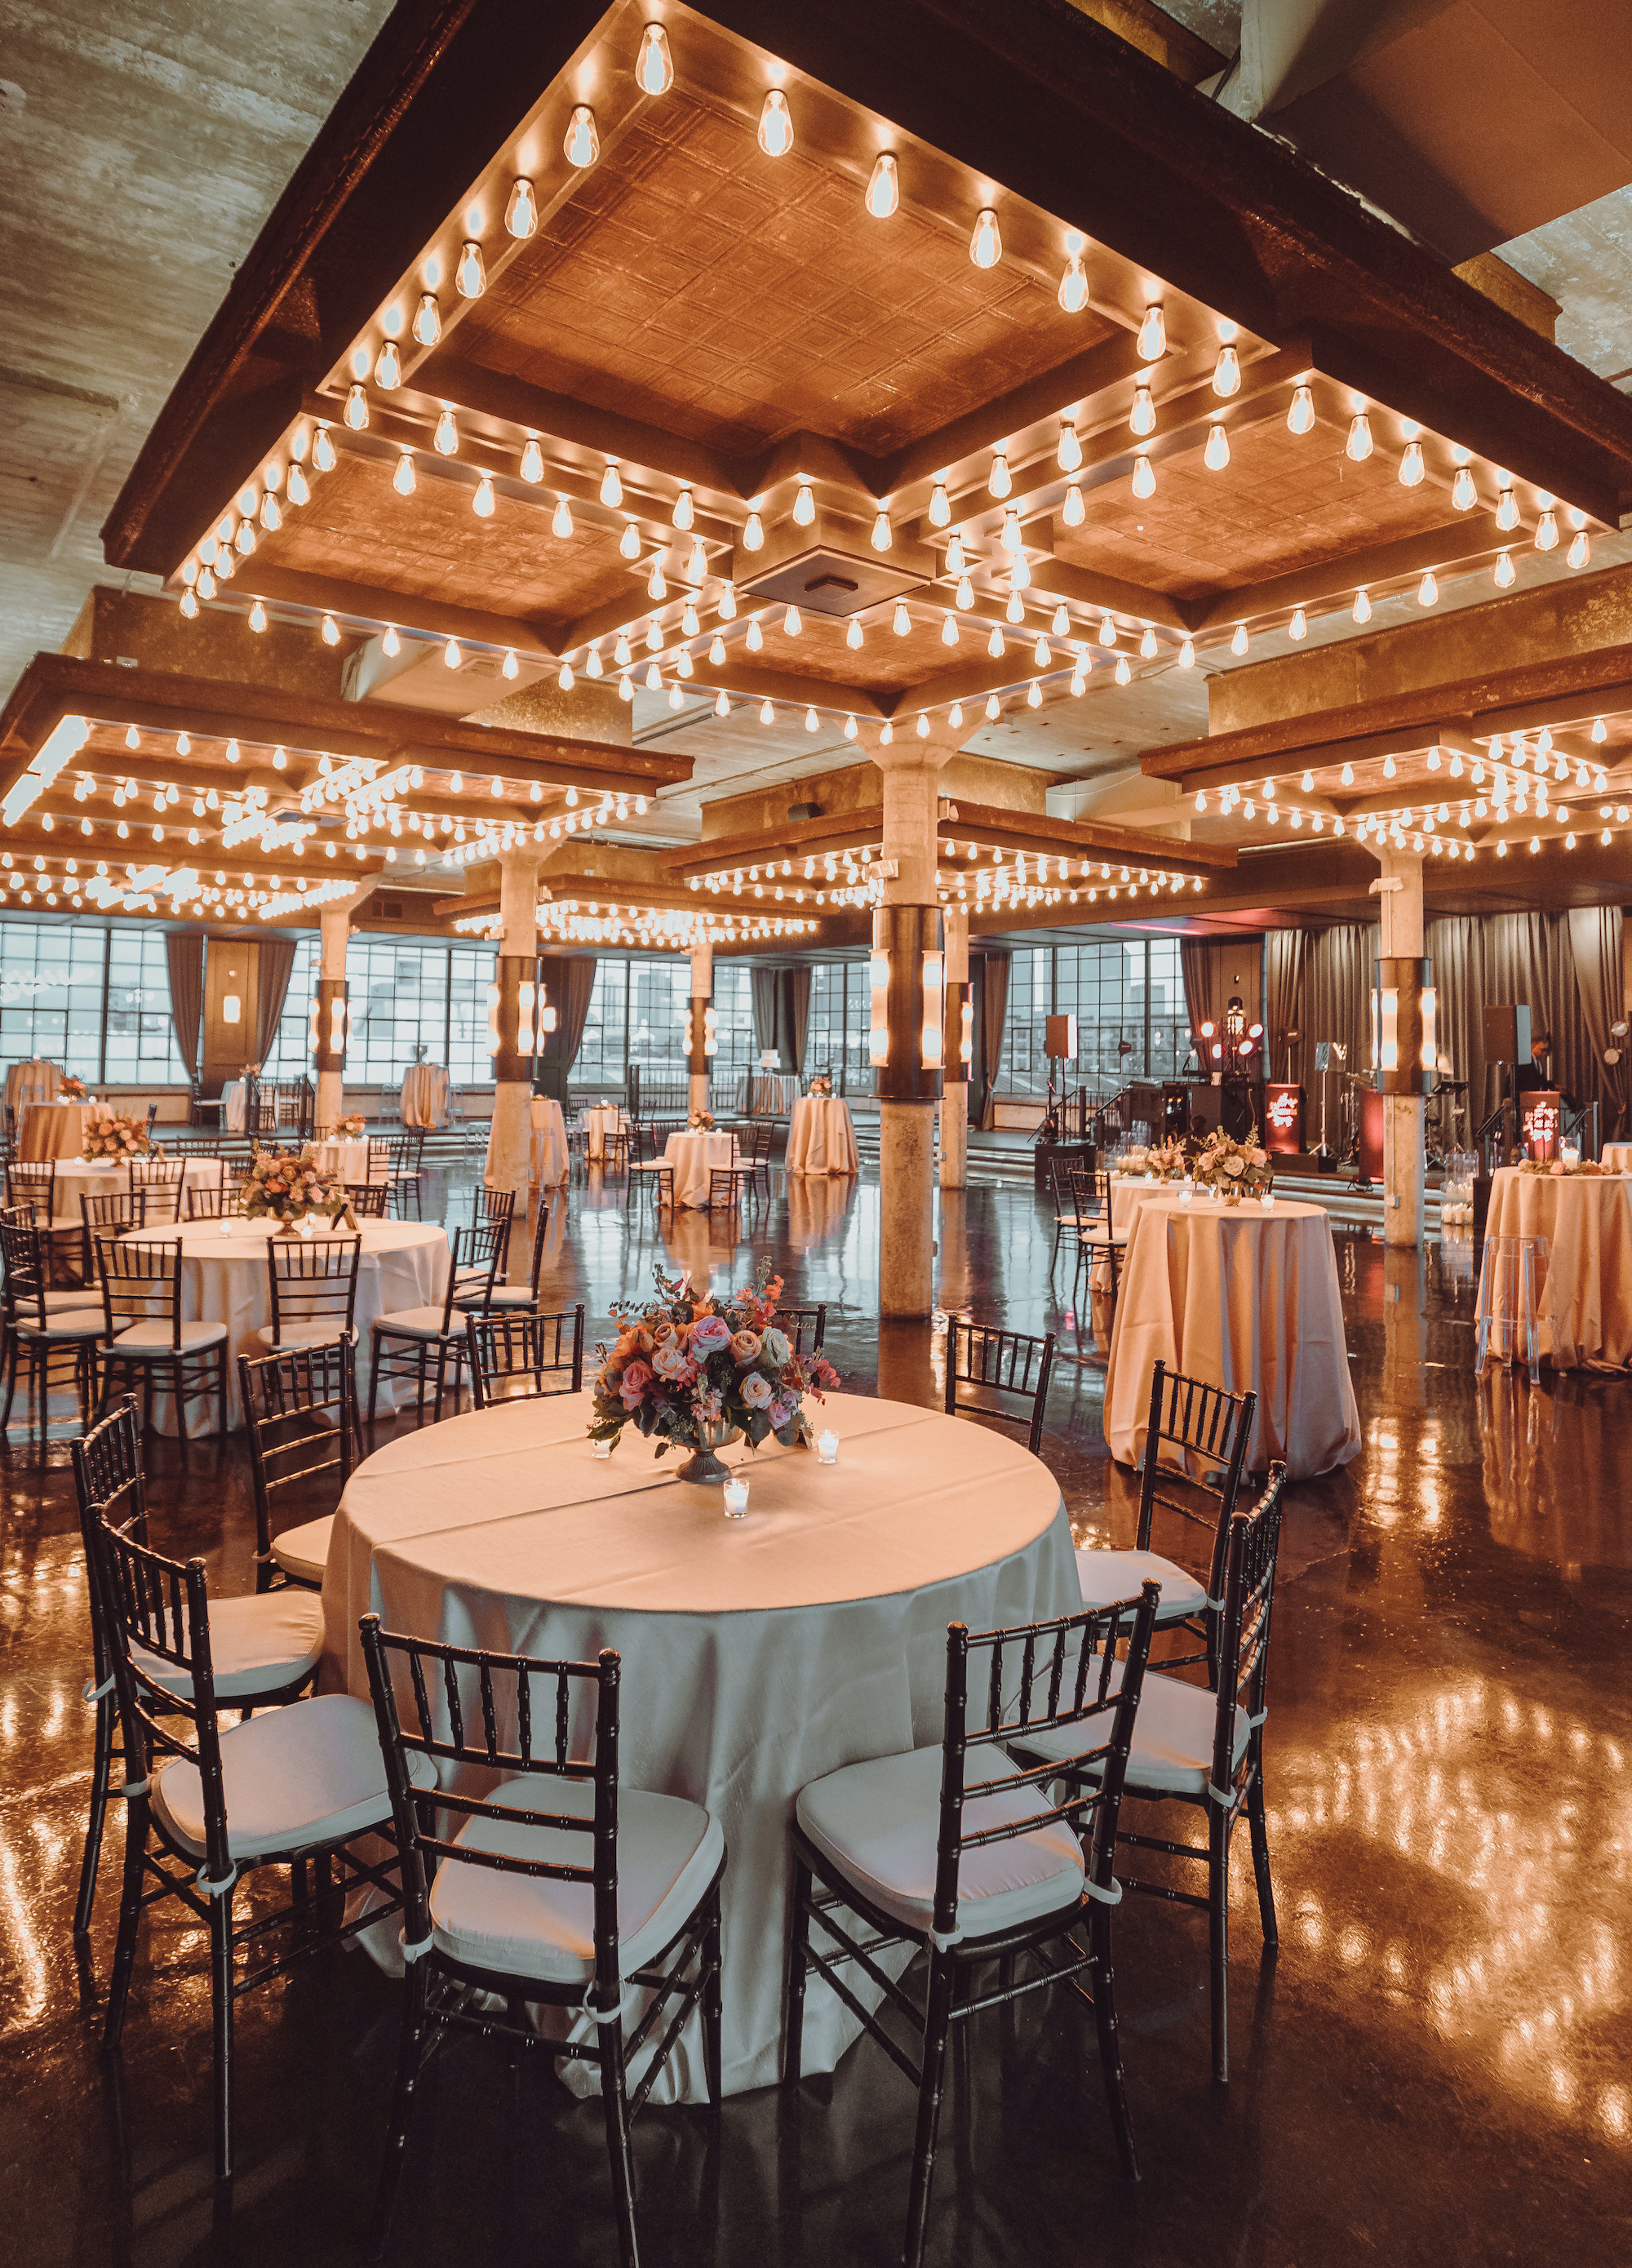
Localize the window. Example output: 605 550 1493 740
996 934 1192 1094
1146 937 1186 1080
449 948 496 1082
709 962 760 1081
348 940 454 1081
263 935 319 1078
574 958 628 1089
628 958 689 1075
0 921 112 1081
996 948 1053 1096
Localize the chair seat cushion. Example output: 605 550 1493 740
255 1320 349 1351
1075 1547 1207 1625
110 1318 228 1353
45 1287 104 1311
454 1285 535 1312
152 1693 433 1862
429 1776 723 1985
270 1514 334 1587
796 1742 1084 1944
135 1587 325 1701
1018 1663 1248 1797
373 1305 452 1339
15 1311 106 1340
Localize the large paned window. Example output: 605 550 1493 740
104 930 191 1083
710 963 759 1081
348 940 459 1081
628 958 690 1076
574 958 628 1089
996 935 1193 1094
0 922 113 1080
449 949 496 1082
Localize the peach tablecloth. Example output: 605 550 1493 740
1481 1166 1632 1369
48 1156 224 1226
19 1102 101 1161
528 1096 568 1184
582 1104 628 1161
321 1389 1077 2101
663 1128 737 1205
1103 1192 1361 1479
6 1060 59 1109
786 1096 858 1175
313 1138 379 1185
401 1065 450 1129
1599 1144 1632 1173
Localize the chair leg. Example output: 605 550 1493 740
217 1342 228 1436
1208 1807 1231 2084
0 1325 17 1432
173 1358 189 1449
367 1960 432 2257
599 2018 642 2268
702 1890 723 2110
73 1685 116 1939
1089 1899 1139 2180
902 1952 956 2268
102 1795 149 2052
1246 1765 1277 1949
210 1880 237 2182
367 1335 383 1425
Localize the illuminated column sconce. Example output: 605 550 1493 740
309 979 351 1071
869 905 946 1099
488 957 549 1080
1370 958 1436 1093
944 981 972 1082
684 997 717 1073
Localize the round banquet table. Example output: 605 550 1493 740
582 1103 628 1161
320 1388 1078 2100
47 1155 225 1225
785 1095 858 1175
1599 1143 1632 1174
1102 1192 1362 1480
117 1214 450 1431
529 1095 568 1184
400 1065 450 1130
663 1128 736 1206
20 1101 102 1161
313 1138 379 1185
6 1060 60 1110
1481 1165 1632 1369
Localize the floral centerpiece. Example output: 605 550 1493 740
82 1112 152 1162
809 1075 833 1098
1147 1136 1187 1182
238 1144 351 1230
686 1109 716 1131
590 1261 840 1484
1186 1124 1272 1204
319 1114 368 1140
59 1075 87 1100
1518 1156 1609 1178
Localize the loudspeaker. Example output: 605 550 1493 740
1044 1013 1078 1059
1483 1003 1531 1065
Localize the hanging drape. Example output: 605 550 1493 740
1303 924 1377 1076
1425 917 1485 1138
1483 913 1590 1103
751 967 778 1061
784 968 812 1074
561 957 596 1072
1568 906 1628 1133
253 937 296 1072
164 932 203 1083
977 951 1010 1130
1264 930 1306 1082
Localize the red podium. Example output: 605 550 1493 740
1358 1088 1385 1183
1263 1083 1304 1155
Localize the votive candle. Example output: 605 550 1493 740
817 1428 839 1464
723 1478 749 1520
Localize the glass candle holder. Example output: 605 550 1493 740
591 1436 613 1460
1561 1146 1580 1167
817 1428 839 1464
723 1479 749 1520
1180 1179 1195 1209
1260 1189 1275 1211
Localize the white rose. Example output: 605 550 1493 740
1224 1155 1246 1178
761 1327 790 1365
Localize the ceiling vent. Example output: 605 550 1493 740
736 506 934 617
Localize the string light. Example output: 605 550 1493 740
619 522 641 561
1132 454 1155 499
672 486 694 531
792 480 814 526
1494 550 1515 589
871 509 892 550
988 450 1011 499
1452 464 1476 510
413 294 441 345
1417 569 1439 606
552 496 574 538
1129 384 1155 437
1353 587 1372 624
1178 637 1194 668
344 384 368 430
1136 304 1165 359
322 614 340 646
472 474 495 518
383 624 401 657
1568 529 1591 570
1213 344 1240 397
1204 424 1230 470
1057 424 1082 472
456 242 486 298
757 91 793 157
563 106 600 166
865 153 899 219
743 512 765 550
505 179 538 238
1288 606 1306 641
1495 488 1519 531
1346 412 1373 461
1058 246 1089 314
248 598 267 633
1286 384 1314 435
434 406 459 455
1535 509 1559 552
1062 485 1084 526
1399 439 1426 487
374 340 401 389
636 21 674 95
1231 623 1248 655
969 209 1002 269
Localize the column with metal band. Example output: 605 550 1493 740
1373 848 1430 1249
486 847 545 1213
939 903 970 1192
876 737 957 1318
687 938 713 1118
313 903 352 1131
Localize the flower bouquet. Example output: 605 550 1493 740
1519 1156 1608 1178
686 1109 716 1131
1147 1136 1187 1182
1186 1124 1272 1205
809 1075 833 1098
238 1144 353 1231
336 1113 368 1138
59 1075 87 1101
82 1112 152 1161
590 1261 840 1483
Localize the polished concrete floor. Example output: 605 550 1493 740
2 1160 1628 2267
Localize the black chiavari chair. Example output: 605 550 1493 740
781 1303 827 1356
367 1222 502 1423
262 1231 362 1351
0 1211 104 1437
95 1233 229 1442
943 1316 1055 1455
345 1180 388 1217
239 1335 360 1590
464 1306 586 1405
454 1197 551 1314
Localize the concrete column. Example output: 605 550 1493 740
876 737 956 1319
315 907 350 1131
940 903 969 1191
487 848 542 1207
1379 848 1426 1249
689 939 712 1117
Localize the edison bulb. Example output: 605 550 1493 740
316 426 337 474
1494 549 1515 588
792 481 814 526
845 615 865 652
1496 488 1519 530
374 340 401 389
1204 424 1230 471
619 522 640 561
759 699 775 725
1057 424 1082 473
286 464 310 506
413 293 441 346
1352 586 1372 624
1346 412 1373 462
1212 344 1240 397
941 613 957 646
717 584 737 619
552 495 574 539
248 597 267 633
969 208 1001 269
843 715 858 740
1417 569 1439 606
614 633 632 666
456 242 486 298
746 615 763 653
1115 656 1131 685
1062 484 1085 526
1033 632 1050 666
636 21 674 95
322 614 340 646
1231 623 1248 656
472 474 495 518
505 179 537 238
1132 454 1155 499
646 559 666 600
1129 385 1155 437
564 106 600 167
179 587 198 619
783 603 801 636
1139 624 1157 659
597 461 623 508
383 624 401 657
714 689 730 717
757 90 793 157
1535 509 1559 551
1286 384 1314 435
1058 253 1089 314
743 511 764 551
956 574 974 609
891 600 911 636
519 437 543 484
672 486 694 532
344 384 369 431
865 153 898 219
1288 606 1306 641
1098 614 1115 648
1178 637 1195 668
433 406 459 455
1399 439 1426 487
1136 304 1166 360
1568 529 1590 570
987 624 1004 659
871 509 892 551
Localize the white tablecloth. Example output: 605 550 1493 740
220 1081 248 1134
118 1216 450 1431
313 1138 379 1185
663 1129 736 1206
1482 1165 1632 1369
529 1097 568 1184
321 1389 1077 2100
401 1065 450 1130
1599 1143 1632 1173
49 1156 224 1227
1103 1192 1362 1479
582 1104 628 1161
786 1096 858 1175
19 1101 102 1161
748 1072 800 1115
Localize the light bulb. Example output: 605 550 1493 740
558 661 575 691
791 480 815 527
987 624 1004 658
681 598 699 636
344 384 368 430
1058 253 1089 313
375 340 401 388
1592 716 1607 743
871 508 892 550
505 179 537 238
1492 489 1523 535
1115 656 1131 685
518 437 543 484
1417 569 1439 606
1131 454 1155 499
383 624 400 656
1212 344 1240 397
248 597 267 633
645 661 662 691
647 559 667 599
1027 680 1043 708
1178 637 1194 668
434 406 459 455
805 705 820 733
1204 424 1230 471
714 689 730 717
1137 304 1165 359
969 209 1001 269
783 603 801 635
865 153 899 220
1062 484 1084 526
941 613 957 647
743 511 764 550
618 522 640 561
988 450 1011 499
413 293 441 346
179 587 198 619
1129 384 1155 437
1383 755 1396 778
1399 439 1425 487
757 90 793 157
322 614 340 646
1535 509 1559 552
286 464 309 506
444 636 461 668
618 674 632 703
886 599 910 637
1288 606 1306 641
1494 550 1515 588
313 427 335 473
717 584 736 620
1003 588 1022 624
1452 464 1476 510
645 618 662 652
1139 624 1157 659
985 694 1000 720
1033 632 1050 666
759 699 774 725
636 22 674 95
614 634 632 665
672 486 694 532
1231 623 1248 656
552 496 574 538
1286 384 1314 435
456 242 486 298
1568 529 1590 570
843 715 858 740
1098 614 1115 648
1353 586 1372 624
563 106 600 167
1346 412 1373 462
592 463 623 512
956 574 974 608
472 474 495 518
746 615 763 653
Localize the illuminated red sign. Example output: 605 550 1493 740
1263 1083 1304 1154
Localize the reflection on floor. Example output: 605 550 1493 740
0 1162 1626 2267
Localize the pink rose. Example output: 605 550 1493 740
768 1396 795 1428
619 1360 653 1409
730 1329 761 1365
652 1344 692 1383
740 1374 774 1408
690 1316 731 1358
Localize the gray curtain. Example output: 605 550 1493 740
561 957 596 1072
751 968 778 1062
1568 906 1628 1133
1483 913 1589 1104
253 936 295 1072
1265 929 1306 1082
164 932 203 1082
1426 916 1486 1138
785 968 812 1075
1303 923 1377 1076
977 950 1010 1130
